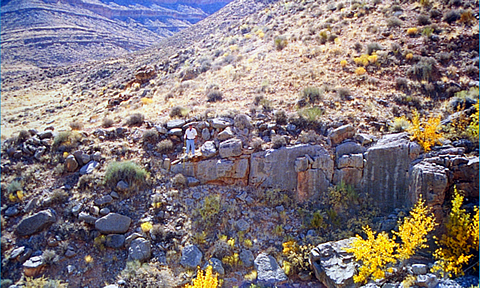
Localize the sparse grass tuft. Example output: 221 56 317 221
126 113 145 126
417 14 432 25
169 106 189 118
207 90 223 102
156 139 174 154
366 43 383 55
387 17 403 28
299 87 323 105
102 118 115 128
443 10 460 24
104 161 147 191
69 121 83 131
143 129 159 144
274 36 288 51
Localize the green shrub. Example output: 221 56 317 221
53 131 82 151
126 113 145 126
20 276 68 288
395 77 409 90
336 87 352 100
7 180 22 195
366 42 383 55
299 107 324 122
169 106 189 118
443 10 460 24
406 57 437 81
249 137 264 151
274 36 288 51
274 110 288 125
207 90 223 102
69 121 83 131
102 118 114 128
156 139 174 154
199 194 221 222
387 17 403 28
417 14 432 25
300 87 323 105
143 129 158 144
104 161 147 189
353 42 363 53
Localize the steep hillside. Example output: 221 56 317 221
0 0 231 70
1 0 479 287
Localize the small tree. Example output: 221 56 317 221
345 197 436 283
432 187 479 277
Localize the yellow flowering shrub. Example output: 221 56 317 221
467 103 479 140
354 54 370 66
345 197 435 283
432 188 479 277
282 240 314 276
184 266 219 288
407 27 418 35
340 60 348 67
141 222 153 233
407 110 442 151
355 67 366 75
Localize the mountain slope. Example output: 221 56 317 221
0 0 231 70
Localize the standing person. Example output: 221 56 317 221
184 123 197 157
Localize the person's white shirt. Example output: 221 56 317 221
185 127 197 140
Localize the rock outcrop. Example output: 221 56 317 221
310 238 357 288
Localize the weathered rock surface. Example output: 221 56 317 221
196 158 248 184
362 133 411 212
180 245 202 269
254 253 288 284
128 238 151 262
310 237 356 288
200 141 217 158
329 124 355 145
16 209 56 236
95 213 132 234
65 155 79 172
219 138 243 158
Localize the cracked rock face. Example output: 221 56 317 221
310 237 357 288
16 209 56 236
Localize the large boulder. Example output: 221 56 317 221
250 144 331 192
95 213 132 234
219 138 243 158
195 159 248 184
254 253 288 285
200 141 217 158
361 133 411 212
310 237 357 288
409 161 448 220
16 209 56 236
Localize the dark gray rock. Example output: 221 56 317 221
362 133 411 212
202 128 211 140
337 154 363 169
23 256 45 277
236 218 250 231
37 131 53 139
200 141 217 158
16 209 56 236
95 213 132 234
5 206 19 216
168 128 183 137
219 138 243 158
80 161 100 175
187 177 200 187
310 237 356 288
94 195 113 206
128 238 151 262
254 253 288 284
116 180 129 193
335 142 365 158
106 234 126 249
203 257 225 275
239 250 254 268
180 245 202 269
412 263 428 275
155 125 168 134
79 212 97 225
